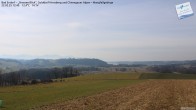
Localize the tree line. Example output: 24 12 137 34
150 64 196 74
0 67 79 86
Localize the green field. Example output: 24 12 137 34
0 72 144 110
0 72 196 110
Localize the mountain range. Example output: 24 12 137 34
0 58 108 73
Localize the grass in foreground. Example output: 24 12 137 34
0 72 144 110
1 72 195 109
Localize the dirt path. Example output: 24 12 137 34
34 80 196 110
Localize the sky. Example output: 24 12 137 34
0 0 196 61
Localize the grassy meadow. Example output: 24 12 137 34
0 72 144 110
0 72 196 110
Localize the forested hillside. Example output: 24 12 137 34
0 58 108 73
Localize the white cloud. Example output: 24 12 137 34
66 22 84 29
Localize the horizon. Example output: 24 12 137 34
1 0 196 61
0 55 196 63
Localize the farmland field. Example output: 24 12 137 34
0 72 196 110
35 80 196 110
0 72 144 110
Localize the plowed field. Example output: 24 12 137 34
35 80 196 110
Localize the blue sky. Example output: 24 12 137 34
0 0 196 61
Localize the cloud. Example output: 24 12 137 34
66 22 84 29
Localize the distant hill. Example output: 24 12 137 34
109 60 196 66
0 58 108 73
